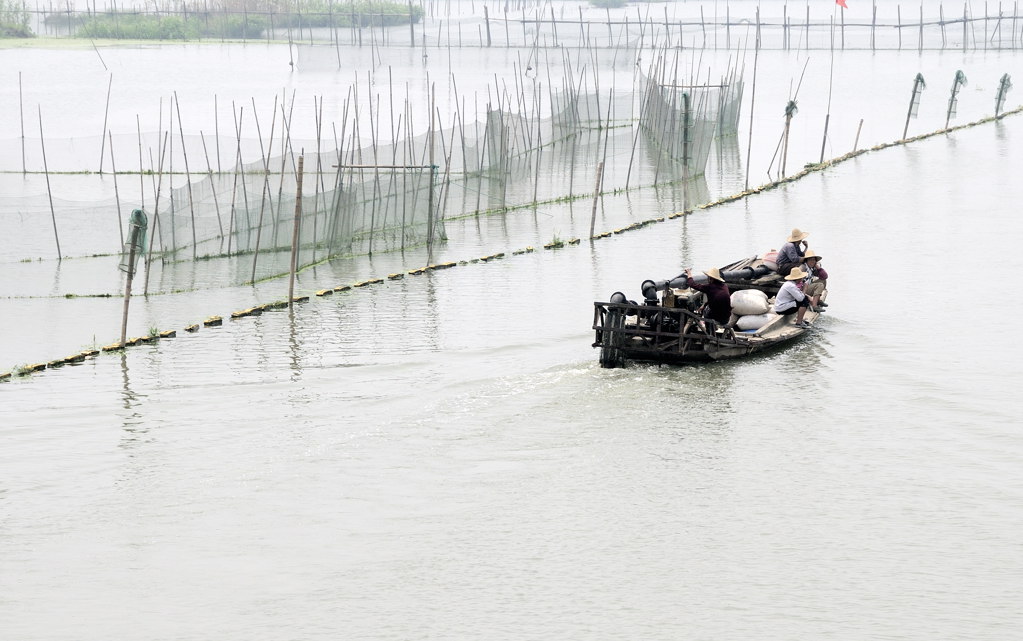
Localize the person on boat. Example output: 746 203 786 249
776 228 810 276
684 267 732 325
800 249 829 310
774 267 812 328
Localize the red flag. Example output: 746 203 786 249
836 0 848 7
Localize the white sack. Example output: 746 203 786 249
730 288 770 316
736 312 778 331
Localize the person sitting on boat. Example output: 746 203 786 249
800 249 829 310
774 267 812 328
776 228 809 276
684 267 731 325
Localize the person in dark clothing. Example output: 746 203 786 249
684 267 732 325
776 228 809 276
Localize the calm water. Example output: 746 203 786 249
3 23 1023 641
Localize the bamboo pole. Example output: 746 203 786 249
872 0 877 50
38 107 62 261
964 3 969 51
250 96 278 284
19 72 25 175
199 131 225 246
215 94 221 174
173 92 198 259
899 5 903 49
484 4 491 45
136 115 145 209
427 83 436 263
143 132 168 296
119 217 141 347
109 131 125 247
588 160 604 239
920 3 925 52
99 74 113 173
288 155 304 305
227 105 243 255
941 4 947 48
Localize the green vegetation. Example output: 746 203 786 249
589 0 627 8
0 0 32 38
62 0 422 41
272 0 424 28
75 12 265 40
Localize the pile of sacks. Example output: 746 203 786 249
729 289 778 330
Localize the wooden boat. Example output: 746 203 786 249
592 255 825 368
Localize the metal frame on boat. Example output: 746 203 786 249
592 255 824 368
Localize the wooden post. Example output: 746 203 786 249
853 118 864 151
483 4 491 46
941 4 947 48
99 74 112 173
174 92 198 259
920 3 925 52
745 15 760 191
109 131 124 247
427 84 436 263
904 73 926 139
898 5 903 49
119 210 145 347
872 0 877 49
119 233 138 347
964 3 969 51
805 4 809 51
841 4 845 49
781 105 794 178
681 91 691 179
701 5 706 49
588 161 604 239
1014 1 1018 49
288 155 304 306
38 107 61 261
783 3 788 50
19 72 25 175
143 132 168 296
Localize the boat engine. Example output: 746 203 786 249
608 291 639 316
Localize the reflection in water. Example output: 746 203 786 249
118 351 148 445
713 133 745 185
288 304 303 383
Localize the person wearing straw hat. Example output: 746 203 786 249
684 267 732 325
773 267 813 328
800 249 829 310
776 228 810 276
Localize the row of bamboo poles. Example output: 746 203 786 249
17 49 742 286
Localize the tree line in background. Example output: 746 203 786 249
1 0 423 40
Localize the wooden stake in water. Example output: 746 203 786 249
903 73 926 139
781 100 796 178
174 92 198 259
99 74 113 173
136 115 145 209
19 72 25 175
109 131 124 247
946 69 968 128
745 9 761 191
288 155 304 306
38 107 62 261
143 132 169 297
119 209 146 347
589 160 604 239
